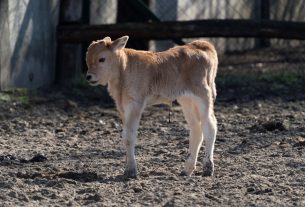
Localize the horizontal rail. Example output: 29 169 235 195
57 19 305 43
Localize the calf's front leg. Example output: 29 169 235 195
121 102 144 178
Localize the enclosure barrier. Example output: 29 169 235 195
56 0 305 85
57 19 305 43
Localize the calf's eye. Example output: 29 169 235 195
99 58 105 63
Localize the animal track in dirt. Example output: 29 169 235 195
249 120 288 132
16 171 99 182
0 153 47 166
57 171 99 182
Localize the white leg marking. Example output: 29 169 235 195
121 102 145 178
193 93 217 176
178 96 203 176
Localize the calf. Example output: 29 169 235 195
86 36 218 178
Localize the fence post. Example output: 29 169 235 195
56 0 85 85
150 0 178 51
117 0 150 50
81 0 90 74
257 0 271 48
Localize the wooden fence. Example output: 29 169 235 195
56 0 305 85
58 19 305 43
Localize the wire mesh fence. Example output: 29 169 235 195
87 0 305 49
148 0 305 22
148 0 305 52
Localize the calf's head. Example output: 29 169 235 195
85 36 129 86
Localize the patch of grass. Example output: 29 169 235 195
0 89 31 105
217 68 305 88
0 93 11 102
16 95 30 105
74 74 90 89
216 67 305 100
257 71 303 85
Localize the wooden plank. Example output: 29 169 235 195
57 19 305 43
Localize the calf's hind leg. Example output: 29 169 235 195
178 96 203 176
194 90 217 176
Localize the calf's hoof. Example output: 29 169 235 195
180 169 193 177
124 168 137 179
203 160 214 177
181 159 195 176
179 171 188 176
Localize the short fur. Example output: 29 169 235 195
86 36 218 178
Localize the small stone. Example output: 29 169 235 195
84 193 101 202
256 103 262 108
256 62 264 68
233 105 239 110
279 142 290 148
293 137 305 147
56 132 66 139
111 122 120 129
99 120 106 125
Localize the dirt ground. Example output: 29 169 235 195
1 48 305 206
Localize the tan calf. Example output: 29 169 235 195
86 36 218 178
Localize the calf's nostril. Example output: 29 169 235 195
86 75 92 81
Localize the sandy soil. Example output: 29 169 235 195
1 48 305 206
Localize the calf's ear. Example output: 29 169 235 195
111 36 129 51
103 36 111 42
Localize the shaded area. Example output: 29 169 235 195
217 45 305 102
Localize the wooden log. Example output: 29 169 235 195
57 19 305 43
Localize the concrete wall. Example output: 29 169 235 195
150 0 177 52
149 0 305 52
0 0 59 90
150 0 256 53
90 0 117 25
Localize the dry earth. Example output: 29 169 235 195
0 47 305 206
